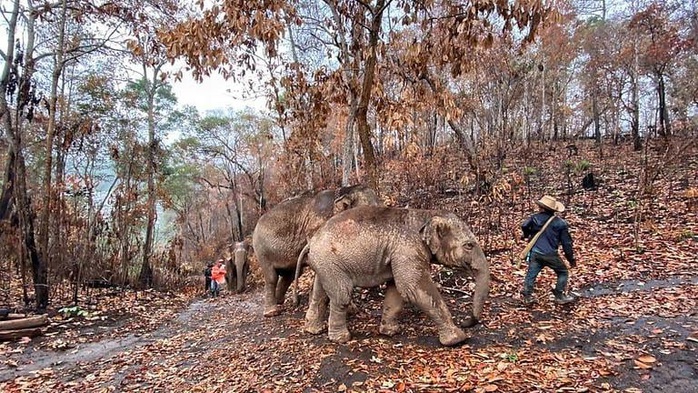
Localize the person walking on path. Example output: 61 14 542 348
203 262 213 296
210 259 227 297
520 195 577 305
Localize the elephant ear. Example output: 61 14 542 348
334 185 380 214
420 216 450 256
333 194 353 214
421 215 467 266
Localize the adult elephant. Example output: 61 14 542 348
226 241 249 294
252 185 380 317
296 206 490 347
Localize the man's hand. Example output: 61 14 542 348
569 259 577 268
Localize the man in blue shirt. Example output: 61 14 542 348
521 195 576 305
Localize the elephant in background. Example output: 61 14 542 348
252 185 381 317
296 206 490 347
226 241 249 293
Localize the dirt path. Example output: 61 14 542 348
1 276 696 392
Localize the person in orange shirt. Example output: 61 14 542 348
210 259 227 297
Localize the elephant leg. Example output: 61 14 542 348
327 281 353 343
304 277 328 334
379 282 404 336
275 274 294 305
263 271 281 317
346 301 360 316
401 275 467 346
327 300 351 343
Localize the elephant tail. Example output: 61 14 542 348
293 243 310 307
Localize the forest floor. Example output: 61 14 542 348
0 275 696 393
1 139 697 392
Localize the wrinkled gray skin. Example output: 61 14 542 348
252 185 380 317
297 206 490 347
226 241 249 293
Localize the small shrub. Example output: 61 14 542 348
577 159 591 172
500 352 519 363
523 166 537 176
58 305 89 318
676 230 696 241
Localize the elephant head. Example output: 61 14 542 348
420 214 490 327
226 241 249 293
332 184 380 214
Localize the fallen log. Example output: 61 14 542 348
4 313 28 320
0 327 44 341
0 315 48 331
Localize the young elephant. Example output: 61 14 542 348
252 185 380 317
225 241 249 294
298 206 490 346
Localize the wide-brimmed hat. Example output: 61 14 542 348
536 195 565 212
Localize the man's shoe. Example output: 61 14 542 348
522 295 535 305
554 294 575 304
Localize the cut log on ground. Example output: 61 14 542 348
0 327 44 341
0 315 48 331
3 313 28 320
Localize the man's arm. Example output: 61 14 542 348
560 225 575 266
521 217 534 239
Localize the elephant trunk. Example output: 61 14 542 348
469 245 490 321
235 262 245 293
234 250 247 293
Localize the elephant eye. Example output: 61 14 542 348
463 240 476 249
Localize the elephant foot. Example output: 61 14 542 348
263 305 282 317
461 315 480 328
328 329 351 344
379 322 400 336
439 326 468 347
304 319 326 335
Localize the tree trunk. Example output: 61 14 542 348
0 150 15 221
324 0 359 187
234 186 243 241
342 94 357 186
592 92 601 143
38 0 68 302
656 71 671 137
257 155 266 213
354 0 386 192
632 36 642 151
18 152 46 309
139 68 159 289
6 1 48 310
